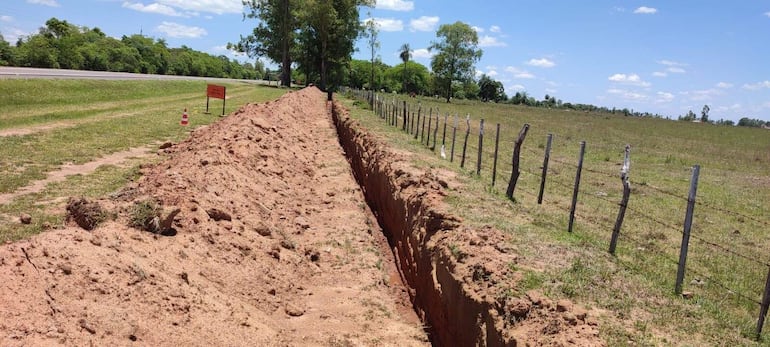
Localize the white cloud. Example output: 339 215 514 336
471 26 484 33
0 15 13 22
652 71 667 77
608 88 648 101
634 6 657 14
526 58 555 68
410 16 439 32
681 89 721 101
487 70 498 77
655 91 674 103
2 28 31 42
153 0 242 15
509 84 526 91
123 2 184 16
365 17 403 32
156 21 207 38
743 81 770 90
376 0 414 11
545 88 557 94
608 73 651 87
504 66 535 79
667 67 686 74
475 70 484 78
490 25 501 33
716 82 733 89
765 12 770 18
658 59 687 67
411 48 433 59
212 44 245 58
479 35 506 47
26 0 59 6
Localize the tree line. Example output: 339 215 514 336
0 18 265 80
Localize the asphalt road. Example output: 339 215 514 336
0 66 277 86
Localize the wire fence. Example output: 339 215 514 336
349 89 770 340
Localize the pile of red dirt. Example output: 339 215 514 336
0 87 427 346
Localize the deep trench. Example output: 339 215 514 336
330 101 511 347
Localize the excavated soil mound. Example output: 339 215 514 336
0 87 427 346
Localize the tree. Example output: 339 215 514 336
386 61 430 94
364 12 379 90
701 104 710 123
398 43 411 93
0 34 14 66
232 0 298 87
478 74 505 102
429 21 483 102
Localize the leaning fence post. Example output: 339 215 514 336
568 141 586 233
506 124 530 200
756 266 770 339
476 119 484 175
609 145 631 255
538 134 553 204
675 164 700 295
460 115 471 168
442 113 448 146
492 123 500 186
450 114 458 162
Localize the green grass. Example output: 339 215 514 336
0 79 287 242
343 92 770 346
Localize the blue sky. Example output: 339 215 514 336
1 0 769 122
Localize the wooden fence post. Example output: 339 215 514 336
460 115 470 168
414 106 421 139
609 145 631 255
428 112 441 152
442 113 448 146
492 123 500 186
505 124 530 200
568 141 586 233
675 164 700 295
425 110 433 147
450 114 458 162
402 100 407 131
756 266 770 339
476 119 484 175
538 134 553 204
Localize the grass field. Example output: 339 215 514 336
343 92 770 346
0 79 287 242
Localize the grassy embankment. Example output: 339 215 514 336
342 93 770 346
0 79 287 242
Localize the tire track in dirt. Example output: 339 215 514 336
0 146 153 205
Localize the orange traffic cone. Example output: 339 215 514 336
180 108 189 126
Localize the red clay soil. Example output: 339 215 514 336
0 87 605 346
0 87 427 346
332 102 605 347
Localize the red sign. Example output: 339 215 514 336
206 84 226 99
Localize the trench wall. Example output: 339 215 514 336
331 101 511 346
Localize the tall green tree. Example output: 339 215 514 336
398 43 411 93
429 21 482 102
298 0 373 90
232 0 298 87
364 12 379 90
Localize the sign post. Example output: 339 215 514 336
205 84 227 116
